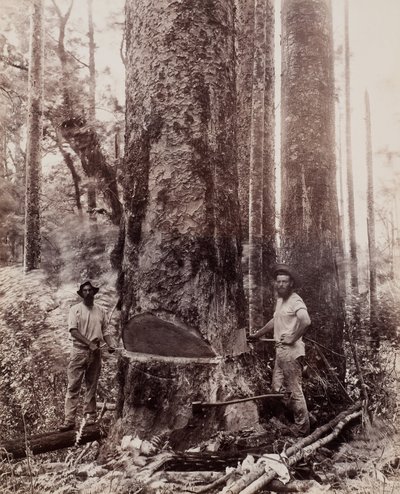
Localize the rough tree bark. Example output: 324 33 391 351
344 0 358 293
122 0 246 356
280 0 344 369
24 0 44 271
114 0 268 444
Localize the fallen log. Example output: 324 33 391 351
219 403 362 494
0 424 107 460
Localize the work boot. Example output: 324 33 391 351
59 422 75 432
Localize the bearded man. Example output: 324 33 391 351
59 281 115 431
249 264 311 436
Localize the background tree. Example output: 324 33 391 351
344 0 358 293
248 0 275 332
24 0 44 271
49 0 122 224
236 0 276 332
280 0 344 370
365 90 378 340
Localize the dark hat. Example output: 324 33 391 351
77 281 99 298
272 263 300 287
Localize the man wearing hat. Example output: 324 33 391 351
59 281 115 431
249 264 311 436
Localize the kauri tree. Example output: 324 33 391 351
114 0 267 442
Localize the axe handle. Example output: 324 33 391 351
193 393 284 409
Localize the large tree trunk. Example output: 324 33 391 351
280 0 344 370
115 0 266 444
122 0 246 357
344 0 358 293
24 0 44 272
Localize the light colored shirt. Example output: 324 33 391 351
274 292 308 359
68 302 109 348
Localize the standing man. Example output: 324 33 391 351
249 264 311 436
60 281 115 431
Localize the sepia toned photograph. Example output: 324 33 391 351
0 0 399 492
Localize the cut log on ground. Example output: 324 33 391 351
219 403 362 494
240 410 362 494
0 424 107 460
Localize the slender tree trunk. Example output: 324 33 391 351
86 0 97 220
238 0 275 332
236 0 255 317
53 126 82 212
261 0 276 323
248 0 267 332
87 176 97 221
87 0 96 121
236 0 254 242
24 0 44 272
337 111 347 298
365 91 378 343
0 100 7 179
280 0 344 369
345 0 358 293
52 0 74 114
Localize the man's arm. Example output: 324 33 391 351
249 318 274 340
280 309 311 345
104 334 116 353
70 328 98 351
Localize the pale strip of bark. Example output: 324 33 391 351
125 352 222 365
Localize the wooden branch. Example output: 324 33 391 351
240 410 362 494
344 325 372 425
312 343 354 403
218 403 362 494
0 425 107 460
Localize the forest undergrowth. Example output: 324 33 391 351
0 218 399 493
